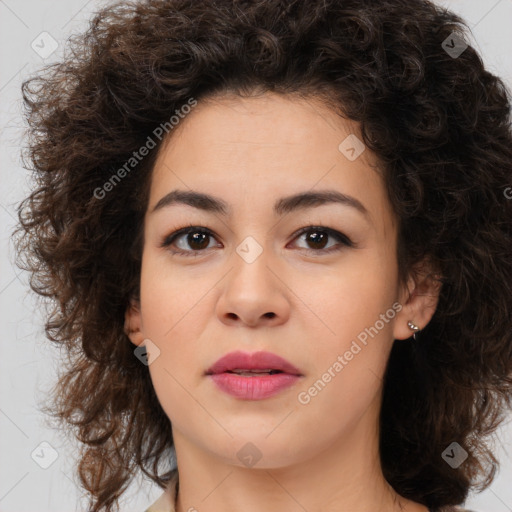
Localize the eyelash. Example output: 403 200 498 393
160 224 355 257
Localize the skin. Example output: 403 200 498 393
126 91 441 512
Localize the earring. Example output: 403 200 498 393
407 321 420 340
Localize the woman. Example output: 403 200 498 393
14 0 512 511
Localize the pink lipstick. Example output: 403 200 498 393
205 350 303 400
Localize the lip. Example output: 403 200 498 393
206 350 302 376
205 350 303 400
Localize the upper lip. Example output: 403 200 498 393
205 350 302 376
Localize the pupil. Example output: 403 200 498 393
308 231 327 249
188 232 209 250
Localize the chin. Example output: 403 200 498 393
204 433 310 470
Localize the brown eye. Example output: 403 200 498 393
290 226 354 254
161 226 219 256
304 230 329 250
184 231 211 250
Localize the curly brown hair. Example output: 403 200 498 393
14 0 512 511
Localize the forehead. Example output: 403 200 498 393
148 92 395 233
156 92 370 156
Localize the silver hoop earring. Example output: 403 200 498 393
407 321 420 340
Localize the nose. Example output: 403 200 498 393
215 245 290 328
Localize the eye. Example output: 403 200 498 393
160 224 354 257
160 225 219 257
289 226 354 255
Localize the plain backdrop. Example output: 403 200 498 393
1 1 512 511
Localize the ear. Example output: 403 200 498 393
393 258 443 340
124 298 145 347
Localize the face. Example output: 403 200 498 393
126 91 433 469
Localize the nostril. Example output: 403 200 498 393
264 312 276 319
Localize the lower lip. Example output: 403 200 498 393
208 373 301 400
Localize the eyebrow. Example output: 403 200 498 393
151 189 370 219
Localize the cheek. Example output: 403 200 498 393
295 266 396 427
137 259 200 394
301 251 398 338
140 270 206 424
139 251 205 336
296 251 398 408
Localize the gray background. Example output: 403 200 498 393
1 1 511 511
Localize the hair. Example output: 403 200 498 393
13 0 512 511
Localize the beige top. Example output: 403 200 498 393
144 471 477 512
145 470 178 512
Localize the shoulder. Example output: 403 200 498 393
144 470 179 512
144 490 174 512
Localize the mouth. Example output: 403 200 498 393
205 351 303 400
205 350 303 377
223 369 284 376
